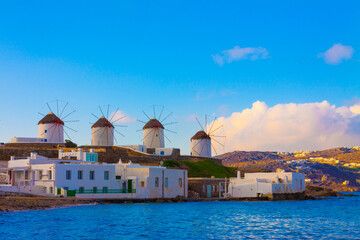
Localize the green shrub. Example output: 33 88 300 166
182 159 236 178
162 160 180 167
65 139 77 148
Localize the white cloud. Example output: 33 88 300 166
109 110 136 123
212 46 269 66
319 43 354 65
212 101 360 152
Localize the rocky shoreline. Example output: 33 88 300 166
305 185 358 198
0 187 357 212
0 197 98 212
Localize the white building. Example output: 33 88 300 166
91 117 114 146
58 148 98 162
123 145 147 153
143 118 165 148
190 130 211 157
0 151 187 199
227 171 305 198
122 145 175 156
154 148 174 156
10 137 47 143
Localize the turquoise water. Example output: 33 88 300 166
1 195 360 239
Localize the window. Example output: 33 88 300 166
78 170 83 180
165 177 168 188
90 171 95 180
49 187 53 193
104 171 109 180
179 178 182 187
140 181 145 187
63 187 68 191
160 151 164 156
48 170 52 180
103 187 108 193
44 139 47 142
79 187 84 193
66 170 71 180
116 176 121 180
155 177 159 187
45 130 47 133
93 187 97 193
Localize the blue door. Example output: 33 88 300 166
207 185 211 198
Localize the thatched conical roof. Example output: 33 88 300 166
92 117 114 128
38 112 64 125
143 118 164 130
191 130 210 140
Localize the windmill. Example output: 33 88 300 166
190 115 225 157
137 105 177 148
38 100 79 143
90 105 127 146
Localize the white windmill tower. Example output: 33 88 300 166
138 105 177 149
91 117 114 146
91 105 126 146
38 101 78 143
38 112 64 143
143 118 165 148
190 115 225 157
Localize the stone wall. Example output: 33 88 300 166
0 148 58 161
80 146 223 166
4 143 65 149
0 145 223 167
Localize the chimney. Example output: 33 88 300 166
237 171 241 179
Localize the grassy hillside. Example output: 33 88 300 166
182 159 236 178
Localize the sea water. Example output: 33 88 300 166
1 194 360 239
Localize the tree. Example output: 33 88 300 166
65 139 77 148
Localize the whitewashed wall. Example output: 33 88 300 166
190 139 211 157
91 127 114 146
38 123 64 143
143 128 165 148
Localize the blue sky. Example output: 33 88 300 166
0 1 359 153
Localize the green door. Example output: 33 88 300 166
128 180 133 193
207 185 211 198
67 190 76 197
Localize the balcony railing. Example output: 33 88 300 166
75 189 136 194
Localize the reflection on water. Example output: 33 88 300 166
1 194 360 239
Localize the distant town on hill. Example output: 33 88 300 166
217 147 360 192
